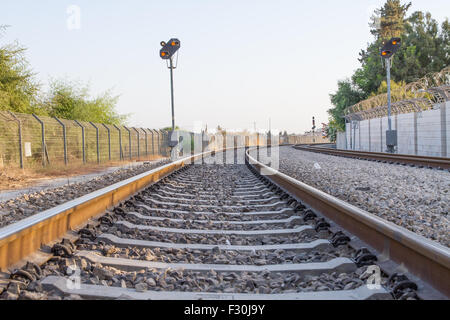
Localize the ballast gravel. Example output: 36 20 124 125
0 160 170 228
260 147 449 247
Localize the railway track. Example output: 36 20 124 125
293 145 450 170
0 149 448 300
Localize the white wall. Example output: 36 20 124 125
336 132 346 149
338 101 450 157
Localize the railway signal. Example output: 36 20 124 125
159 39 180 60
380 37 401 59
160 38 181 147
380 37 401 153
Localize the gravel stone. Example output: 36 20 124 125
0 160 169 228
261 147 450 246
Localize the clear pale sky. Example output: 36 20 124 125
1 1 449 133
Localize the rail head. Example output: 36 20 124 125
246 148 450 297
0 146 250 270
294 145 450 168
0 152 206 269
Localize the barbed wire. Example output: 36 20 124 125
345 66 450 120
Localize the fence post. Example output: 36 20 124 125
123 126 132 160
190 132 194 157
133 127 140 160
32 114 48 167
155 130 160 156
234 136 237 164
160 130 164 156
142 128 148 157
102 124 111 161
89 122 100 164
161 130 167 157
245 136 249 165
256 132 260 162
74 120 86 164
201 131 206 164
113 124 123 161
149 129 155 155
8 112 24 169
53 117 68 165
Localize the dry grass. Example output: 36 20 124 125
0 155 165 191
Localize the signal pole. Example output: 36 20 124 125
160 38 180 147
381 37 401 153
169 57 175 131
386 57 392 134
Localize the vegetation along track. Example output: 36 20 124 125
293 145 450 170
0 149 448 300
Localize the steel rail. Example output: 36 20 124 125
0 149 236 271
245 148 450 297
293 145 450 169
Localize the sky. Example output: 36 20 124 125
1 0 449 133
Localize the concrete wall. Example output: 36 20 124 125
339 101 449 157
336 132 346 149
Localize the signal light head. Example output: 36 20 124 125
159 38 180 60
380 37 401 59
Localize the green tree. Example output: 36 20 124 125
326 119 340 142
353 10 449 96
370 0 411 39
44 78 127 125
396 12 450 81
161 126 180 131
0 26 43 114
328 1 450 136
327 79 365 138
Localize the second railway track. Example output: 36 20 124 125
293 144 450 170
0 149 448 300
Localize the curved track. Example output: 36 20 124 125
293 145 450 170
0 149 448 300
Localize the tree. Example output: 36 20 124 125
328 1 450 135
370 0 411 39
396 12 450 81
327 79 365 134
0 26 43 115
161 126 180 131
326 119 340 142
44 78 127 125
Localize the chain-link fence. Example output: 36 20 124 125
282 134 329 145
0 110 324 169
0 111 170 168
